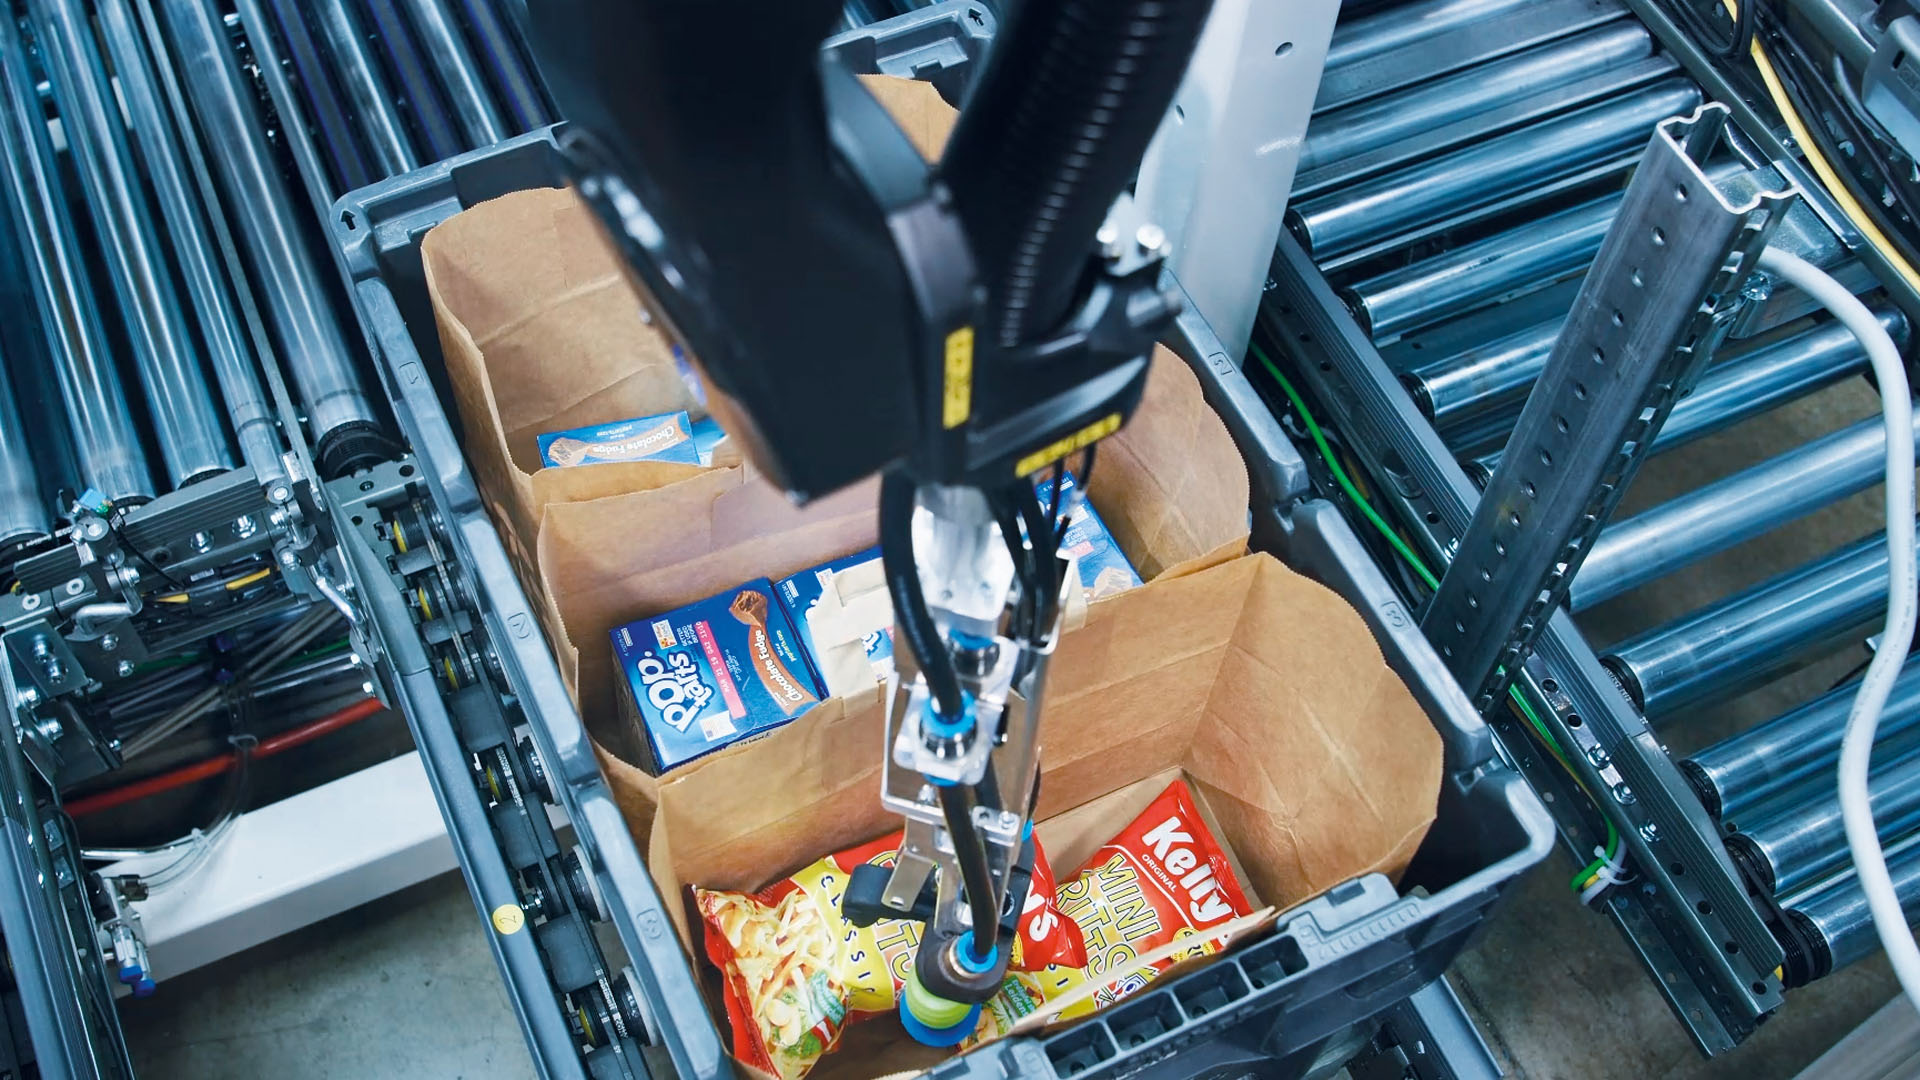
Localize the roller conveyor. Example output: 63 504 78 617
27 0 236 489
1274 0 1920 1015
0 11 153 505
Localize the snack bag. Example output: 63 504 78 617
697 832 1085 1079
974 778 1252 1042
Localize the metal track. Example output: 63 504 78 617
1260 232 1783 1052
1425 104 1788 711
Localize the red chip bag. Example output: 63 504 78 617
974 778 1253 1040
697 830 1084 1079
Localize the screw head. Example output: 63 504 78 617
63 578 84 596
278 549 298 566
1612 783 1637 805
1135 223 1167 253
360 680 375 697
116 660 134 678
78 518 109 542
234 515 257 540
1586 745 1611 769
20 593 38 610
1095 223 1122 257
1639 822 1661 844
190 531 211 554
100 635 117 653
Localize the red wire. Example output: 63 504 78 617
65 698 385 818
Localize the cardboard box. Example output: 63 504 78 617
774 548 895 697
540 410 700 468
604 552 1443 1080
1036 470 1142 601
423 73 1251 809
422 184 716 558
612 579 826 773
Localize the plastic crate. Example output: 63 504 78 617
332 103 1549 1080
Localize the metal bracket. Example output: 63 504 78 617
1424 104 1791 713
1259 226 1785 1053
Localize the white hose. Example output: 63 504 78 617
1761 248 1920 1008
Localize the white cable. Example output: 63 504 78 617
1760 248 1920 1008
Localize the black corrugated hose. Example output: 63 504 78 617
939 0 1216 348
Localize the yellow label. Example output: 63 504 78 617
1014 414 1122 477
942 326 974 429
491 904 526 935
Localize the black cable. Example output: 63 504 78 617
108 509 186 593
938 783 1002 957
1832 54 1906 157
879 472 964 719
1766 14 1920 269
992 495 1042 641
1663 0 1753 61
1015 487 1062 636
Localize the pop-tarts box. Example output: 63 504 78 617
538 411 700 468
611 579 826 774
775 548 894 693
1036 471 1143 601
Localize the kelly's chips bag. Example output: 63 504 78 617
973 778 1253 1041
696 831 1087 1079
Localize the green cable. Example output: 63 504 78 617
1249 342 1621 891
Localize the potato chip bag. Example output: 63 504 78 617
697 831 1085 1079
972 778 1252 1042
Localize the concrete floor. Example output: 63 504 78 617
113 380 1913 1079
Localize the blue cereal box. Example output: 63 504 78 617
538 411 700 468
1035 470 1143 601
611 579 825 774
774 548 894 693
689 416 731 466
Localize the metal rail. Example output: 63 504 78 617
1423 105 1787 712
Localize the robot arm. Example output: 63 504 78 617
527 0 1214 1035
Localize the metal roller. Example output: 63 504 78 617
0 340 49 551
399 0 507 147
1781 835 1920 986
1603 527 1902 719
359 0 464 162
96 0 289 498
28 0 236 488
1573 412 1920 611
310 0 419 177
1409 317 1561 429
1683 656 1920 826
1323 0 1534 72
1348 195 1616 340
1726 747 1920 896
0 15 153 504
1287 79 1701 260
254 0 373 193
154 0 388 478
453 0 549 133
1304 22 1653 173
1466 311 1893 469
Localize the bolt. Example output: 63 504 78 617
348 651 364 669
361 680 375 697
14 687 37 707
1639 822 1661 844
116 660 134 678
33 715 61 743
99 634 117 653
278 548 299 567
190 531 211 554
1612 782 1636 805
1095 223 1122 258
1586 745 1611 769
268 485 292 506
234 515 257 540
1135 223 1167 253
31 638 62 684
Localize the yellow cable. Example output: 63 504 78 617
1723 0 1920 293
223 567 272 591
155 594 189 604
